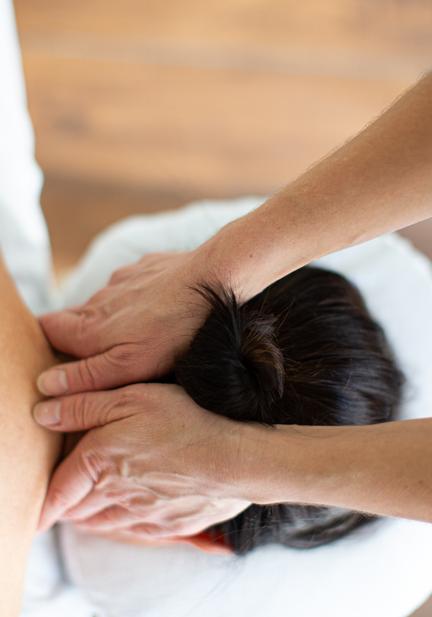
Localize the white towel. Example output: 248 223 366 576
60 197 432 617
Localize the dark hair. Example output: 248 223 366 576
175 266 403 554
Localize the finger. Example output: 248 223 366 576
59 489 112 522
108 266 136 286
37 345 143 396
38 441 96 532
77 524 165 544
39 309 103 358
73 505 141 531
128 523 176 537
91 525 192 548
116 527 222 553
33 384 142 431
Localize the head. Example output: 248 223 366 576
175 266 403 554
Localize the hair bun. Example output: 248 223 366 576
176 284 285 422
240 312 285 408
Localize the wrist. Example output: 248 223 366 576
228 422 316 505
193 195 317 302
190 218 251 299
233 422 357 507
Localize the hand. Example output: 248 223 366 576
33 384 250 537
37 251 214 396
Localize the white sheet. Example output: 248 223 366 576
59 197 432 617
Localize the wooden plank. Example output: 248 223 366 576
14 0 432 76
41 174 198 273
23 52 407 196
13 0 431 270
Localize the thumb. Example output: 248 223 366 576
39 309 103 358
33 385 142 432
37 346 142 396
38 438 96 532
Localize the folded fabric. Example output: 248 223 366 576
60 197 432 617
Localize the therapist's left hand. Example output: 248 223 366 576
36 250 216 396
34 383 249 536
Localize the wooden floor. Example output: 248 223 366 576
14 0 432 272
11 2 432 614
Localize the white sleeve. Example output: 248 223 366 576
0 0 52 314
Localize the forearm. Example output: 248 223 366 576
238 419 432 522
199 72 432 299
0 258 61 615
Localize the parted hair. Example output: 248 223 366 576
175 266 403 554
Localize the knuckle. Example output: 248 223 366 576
116 384 144 408
76 358 100 390
74 311 92 342
109 343 142 367
109 267 129 285
67 395 88 427
118 384 161 418
105 385 146 423
97 508 120 525
123 495 150 514
73 308 102 351
79 440 107 483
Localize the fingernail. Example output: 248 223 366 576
34 401 61 426
37 369 68 395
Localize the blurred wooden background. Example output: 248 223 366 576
14 0 432 275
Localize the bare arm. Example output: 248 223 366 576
38 72 432 393
33 386 432 535
34 73 432 540
0 257 61 616
203 72 432 299
238 419 432 522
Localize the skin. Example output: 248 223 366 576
0 258 60 616
35 72 432 537
35 388 432 526
36 384 248 536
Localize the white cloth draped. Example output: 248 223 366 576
59 199 432 617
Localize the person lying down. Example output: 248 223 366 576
173 265 403 553
60 262 403 556
0 251 403 613
0 256 61 616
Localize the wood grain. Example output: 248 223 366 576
13 0 432 271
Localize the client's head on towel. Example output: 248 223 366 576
175 266 403 554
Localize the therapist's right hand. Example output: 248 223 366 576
34 383 250 536
37 250 214 396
